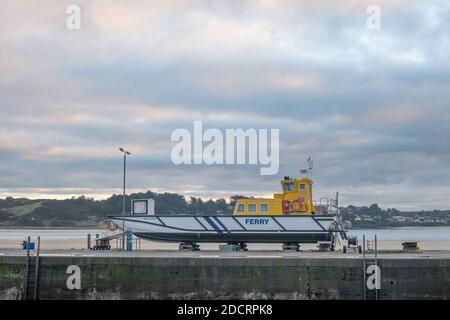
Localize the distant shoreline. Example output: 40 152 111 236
347 223 450 229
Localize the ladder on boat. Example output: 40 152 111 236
23 236 41 300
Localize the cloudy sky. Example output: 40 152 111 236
1 0 450 210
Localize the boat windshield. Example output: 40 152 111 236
283 183 295 192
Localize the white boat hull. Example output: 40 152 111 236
105 214 343 243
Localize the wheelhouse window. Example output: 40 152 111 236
248 204 257 213
237 204 245 213
260 203 268 213
299 184 306 190
283 183 295 192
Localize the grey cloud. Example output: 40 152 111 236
1 0 450 210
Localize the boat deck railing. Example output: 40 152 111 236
314 198 338 215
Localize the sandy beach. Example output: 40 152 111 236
1 238 449 251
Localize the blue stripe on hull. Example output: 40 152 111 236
213 217 229 232
204 216 222 232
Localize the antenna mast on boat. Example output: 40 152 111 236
300 156 313 180
307 156 313 180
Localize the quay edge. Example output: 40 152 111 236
0 253 449 300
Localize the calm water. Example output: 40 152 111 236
0 229 98 240
0 227 449 241
350 227 450 241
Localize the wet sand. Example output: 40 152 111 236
0 228 449 251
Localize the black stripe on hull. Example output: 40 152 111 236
133 232 333 243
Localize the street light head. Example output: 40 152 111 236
119 147 131 156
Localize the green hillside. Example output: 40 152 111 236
0 192 232 228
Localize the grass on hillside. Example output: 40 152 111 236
7 202 42 216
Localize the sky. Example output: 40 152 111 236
1 0 450 210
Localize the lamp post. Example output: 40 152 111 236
119 147 131 250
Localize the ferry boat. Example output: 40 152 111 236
103 173 347 250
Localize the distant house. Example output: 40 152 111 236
342 220 352 229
